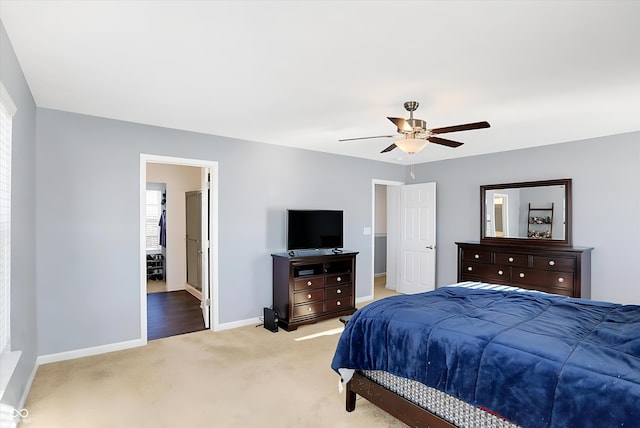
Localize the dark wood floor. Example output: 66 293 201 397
147 290 206 341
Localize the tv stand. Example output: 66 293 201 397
272 251 358 331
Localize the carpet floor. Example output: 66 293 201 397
22 278 403 427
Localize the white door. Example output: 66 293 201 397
200 169 210 328
185 170 210 328
397 182 436 294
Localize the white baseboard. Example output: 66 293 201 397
35 317 262 364
36 338 146 365
215 317 261 331
356 295 374 305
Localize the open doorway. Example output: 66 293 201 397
371 179 403 301
140 154 219 343
371 179 437 300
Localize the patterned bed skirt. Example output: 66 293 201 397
361 370 521 428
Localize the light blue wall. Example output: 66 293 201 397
0 21 37 407
409 132 640 305
35 108 406 355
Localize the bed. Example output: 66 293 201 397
331 282 640 428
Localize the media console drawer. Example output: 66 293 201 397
293 276 324 291
293 302 324 319
293 289 324 305
325 284 352 300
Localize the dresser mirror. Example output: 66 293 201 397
480 178 572 246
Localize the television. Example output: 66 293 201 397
287 210 343 251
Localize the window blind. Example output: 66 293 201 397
0 83 15 356
146 190 162 250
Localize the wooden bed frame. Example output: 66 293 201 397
346 371 455 428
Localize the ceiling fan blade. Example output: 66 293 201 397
430 121 490 134
338 135 395 142
380 143 397 153
427 136 464 148
387 117 411 132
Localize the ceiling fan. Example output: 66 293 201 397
339 101 490 154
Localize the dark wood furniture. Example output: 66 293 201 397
347 371 455 428
481 178 572 247
272 251 357 331
457 241 592 298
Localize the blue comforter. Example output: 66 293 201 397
331 285 640 428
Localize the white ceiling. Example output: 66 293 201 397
1 0 639 165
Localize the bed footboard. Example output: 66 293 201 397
346 371 454 428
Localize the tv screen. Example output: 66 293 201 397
287 210 343 250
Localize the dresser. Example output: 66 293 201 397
456 242 592 298
272 251 358 331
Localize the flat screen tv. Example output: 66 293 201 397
287 210 343 251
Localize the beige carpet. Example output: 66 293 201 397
22 278 405 428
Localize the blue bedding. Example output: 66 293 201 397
331 285 640 428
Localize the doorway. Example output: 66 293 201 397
371 179 403 300
371 179 437 300
140 154 219 343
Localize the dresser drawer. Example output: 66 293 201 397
462 248 492 263
293 301 324 319
517 283 574 297
325 284 352 300
531 256 575 272
293 276 324 291
512 268 574 291
324 297 350 313
462 262 509 282
293 289 324 304
326 272 351 286
494 252 528 267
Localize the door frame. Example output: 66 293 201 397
139 154 219 343
370 179 404 300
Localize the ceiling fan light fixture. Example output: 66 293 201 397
395 136 428 154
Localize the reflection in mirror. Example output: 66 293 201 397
481 179 572 246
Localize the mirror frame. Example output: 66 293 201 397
480 178 572 247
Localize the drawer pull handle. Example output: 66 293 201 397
519 272 525 278
508 257 514 262
336 289 342 294
558 277 565 283
549 260 555 266
336 301 341 306
337 276 342 282
307 294 312 299
474 254 480 259
467 266 473 271
307 281 312 286
498 270 504 276
307 307 312 312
